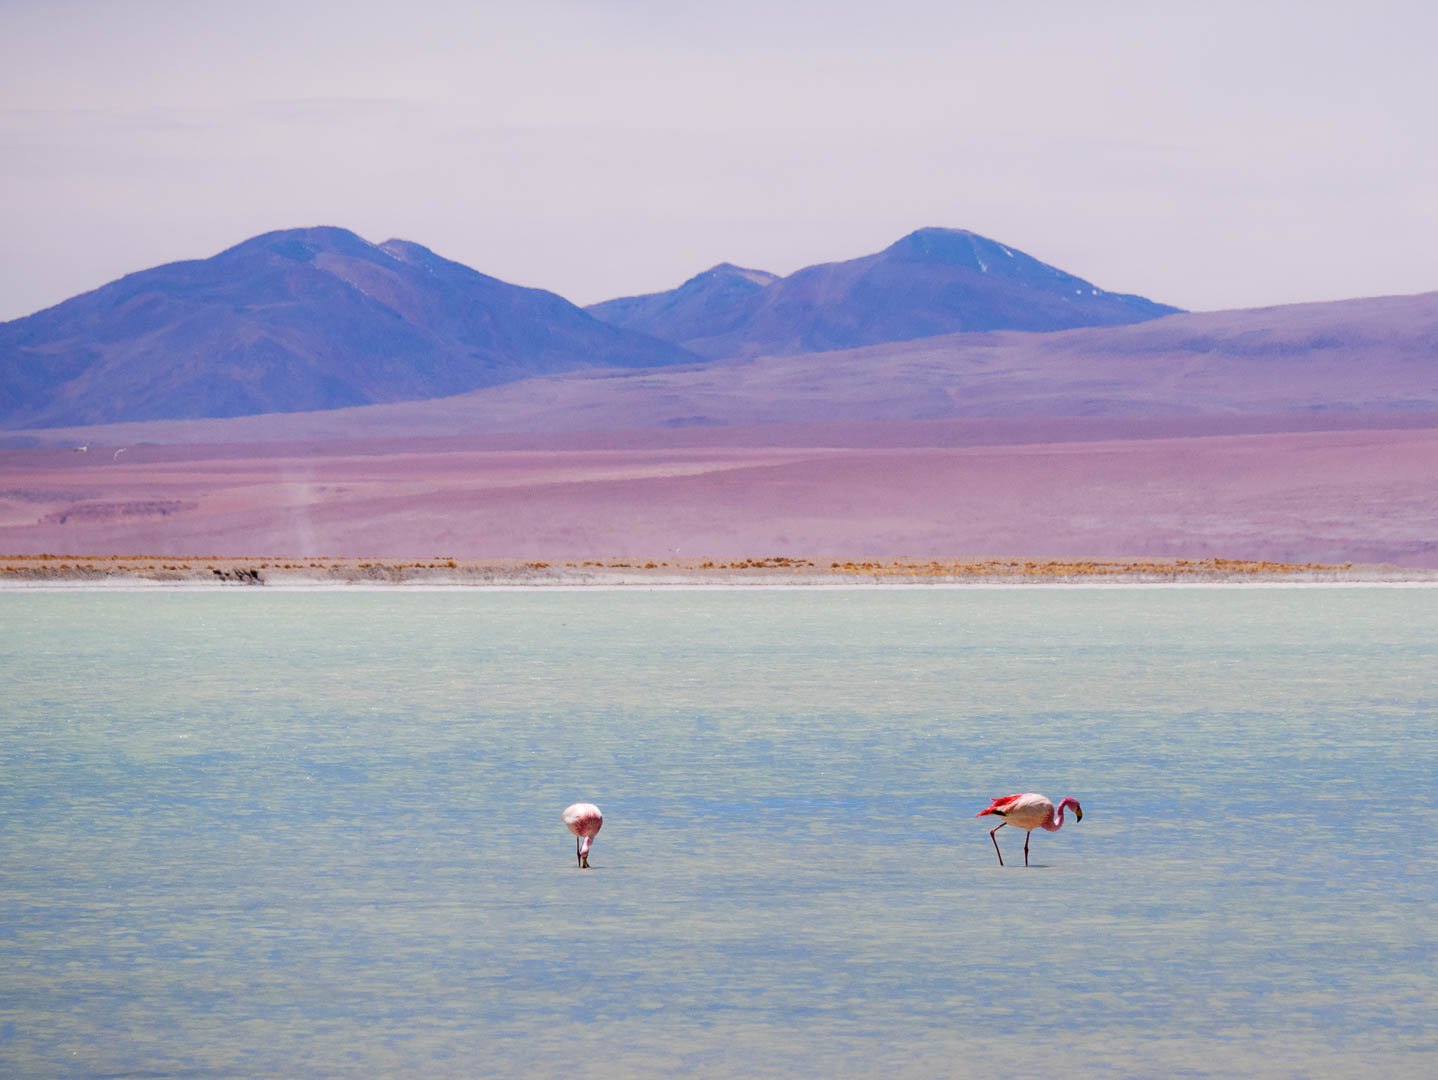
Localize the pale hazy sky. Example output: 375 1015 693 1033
2 0 1435 322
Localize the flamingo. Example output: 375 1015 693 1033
976 792 1083 866
561 802 603 868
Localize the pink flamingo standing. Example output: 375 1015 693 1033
976 793 1083 866
561 802 603 869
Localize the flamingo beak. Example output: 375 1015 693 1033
1075 807 1084 822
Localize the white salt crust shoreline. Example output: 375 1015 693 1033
4 575 1437 593
4 555 1436 591
4 585 1438 595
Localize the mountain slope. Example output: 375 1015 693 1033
13 290 1434 446
0 227 697 429
586 263 780 347
587 227 1181 358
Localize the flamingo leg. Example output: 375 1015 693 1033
989 822 1006 866
575 835 582 868
1024 830 1031 867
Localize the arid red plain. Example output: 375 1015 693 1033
4 417 1435 569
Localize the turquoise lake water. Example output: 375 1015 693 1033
1 587 1435 1078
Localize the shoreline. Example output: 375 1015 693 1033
3 555 1436 590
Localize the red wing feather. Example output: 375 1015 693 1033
976 793 1023 817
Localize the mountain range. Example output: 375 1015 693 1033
586 227 1180 357
0 226 1182 430
17 289 1431 449
0 227 696 430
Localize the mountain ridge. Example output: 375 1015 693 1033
586 226 1182 357
7 288 1434 447
0 226 698 429
9 225 1432 437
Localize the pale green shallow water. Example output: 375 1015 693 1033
1 587 1435 1078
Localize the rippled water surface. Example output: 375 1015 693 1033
2 587 1435 1078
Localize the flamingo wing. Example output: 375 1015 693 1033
562 802 603 836
976 793 1026 817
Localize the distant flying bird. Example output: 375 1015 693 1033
977 792 1083 867
72 443 89 453
562 802 603 869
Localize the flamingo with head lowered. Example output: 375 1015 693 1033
977 792 1083 866
562 802 603 868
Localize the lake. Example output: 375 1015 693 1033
2 586 1435 1077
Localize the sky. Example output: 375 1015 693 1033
2 0 1435 323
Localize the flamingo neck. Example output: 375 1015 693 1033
1043 798 1078 832
579 836 593 856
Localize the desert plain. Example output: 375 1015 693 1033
3 412 1436 585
